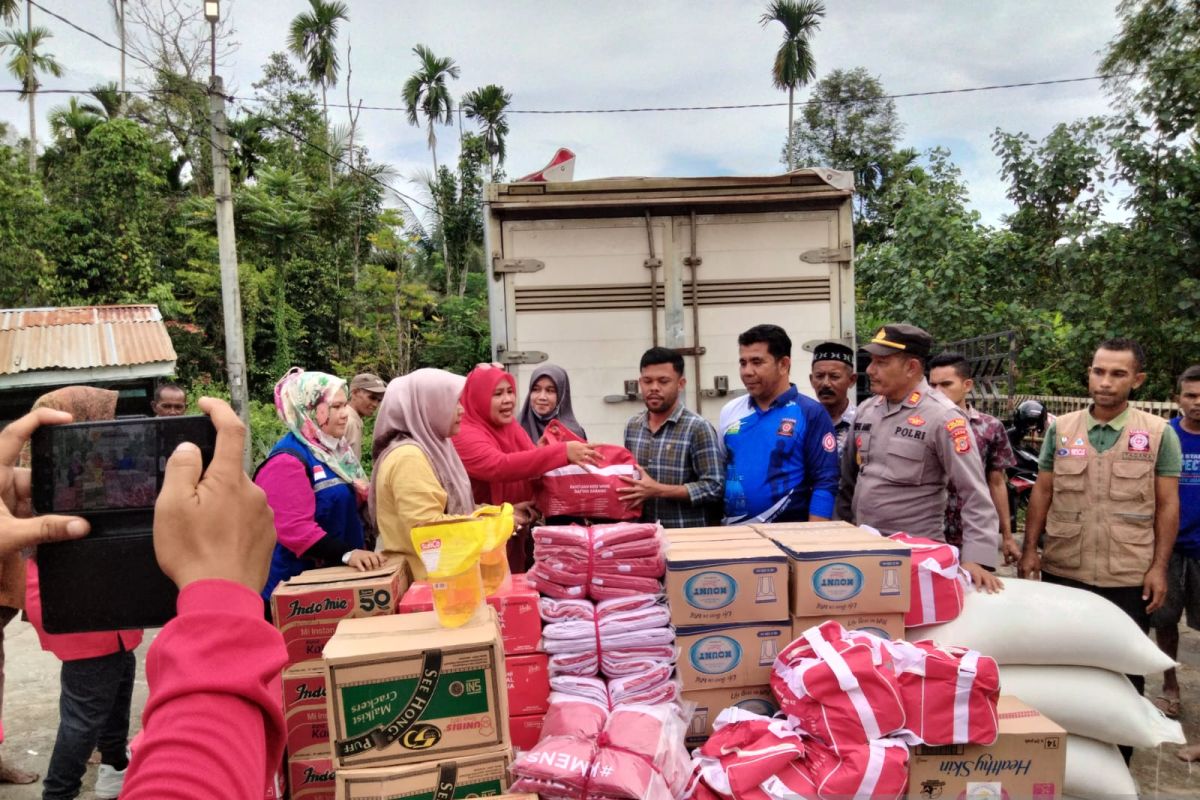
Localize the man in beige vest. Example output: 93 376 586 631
1019 338 1182 724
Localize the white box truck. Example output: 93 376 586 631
485 169 855 445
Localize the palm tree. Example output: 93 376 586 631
82 81 126 119
48 97 102 150
287 0 348 128
403 44 460 175
0 1 17 25
462 84 512 180
0 25 64 172
760 0 825 171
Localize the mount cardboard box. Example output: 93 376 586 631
682 684 777 748
907 695 1066 800
753 524 910 616
663 525 763 543
666 539 789 626
322 607 509 770
675 621 790 691
271 558 409 666
791 613 906 642
335 747 513 800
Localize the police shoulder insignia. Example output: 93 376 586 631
907 391 921 405
907 415 925 427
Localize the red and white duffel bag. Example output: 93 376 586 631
893 640 1001 746
890 533 968 627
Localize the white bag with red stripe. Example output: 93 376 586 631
889 533 967 627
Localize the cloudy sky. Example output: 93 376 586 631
3 1 1122 225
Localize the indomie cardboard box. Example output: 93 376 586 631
666 540 789 626
505 652 550 716
288 745 336 800
323 607 510 770
398 574 542 655
754 525 910 616
791 613 906 642
334 747 513 800
682 685 777 748
906 696 1067 800
271 560 408 666
675 621 790 691
509 714 544 752
283 660 329 755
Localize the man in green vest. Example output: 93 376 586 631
1019 338 1182 758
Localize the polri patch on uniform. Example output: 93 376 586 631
948 424 971 455
1128 430 1150 452
945 418 967 433
822 432 836 452
777 418 797 437
907 415 926 427
907 391 922 405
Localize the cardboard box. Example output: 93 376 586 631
666 540 789 626
676 621 790 691
288 746 336 800
335 747 513 800
664 525 764 543
399 574 542 655
271 560 409 666
682 685 778 747
907 696 1067 800
505 652 550 716
791 613 906 642
509 713 544 752
323 607 510 769
754 525 910 616
283 660 329 754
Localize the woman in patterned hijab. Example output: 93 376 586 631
272 367 368 491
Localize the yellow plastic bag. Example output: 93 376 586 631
472 503 515 595
410 516 488 628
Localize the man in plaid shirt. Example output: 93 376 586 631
618 347 724 527
929 352 1019 562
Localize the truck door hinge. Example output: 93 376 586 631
492 258 545 279
800 246 853 264
495 346 548 366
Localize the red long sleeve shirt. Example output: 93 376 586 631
453 424 570 505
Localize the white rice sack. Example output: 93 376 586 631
999 665 1185 747
913 577 1175 675
1064 735 1138 800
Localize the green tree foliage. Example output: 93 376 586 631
462 84 512 179
760 0 825 170
0 143 55 306
0 25 63 171
403 44 460 175
287 0 349 127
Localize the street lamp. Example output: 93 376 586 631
204 0 219 78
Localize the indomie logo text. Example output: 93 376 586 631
287 596 349 619
293 683 326 702
302 765 336 784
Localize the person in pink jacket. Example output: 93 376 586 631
452 364 598 570
0 397 286 799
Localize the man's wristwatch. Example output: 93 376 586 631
341 551 353 565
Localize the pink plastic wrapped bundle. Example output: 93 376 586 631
549 648 679 678
541 692 610 739
540 595 677 680
529 522 666 601
688 708 909 800
512 700 692 800
549 669 682 708
889 533 967 627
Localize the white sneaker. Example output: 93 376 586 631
94 762 127 799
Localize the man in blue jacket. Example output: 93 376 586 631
720 324 839 524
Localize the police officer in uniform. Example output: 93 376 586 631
837 324 1003 591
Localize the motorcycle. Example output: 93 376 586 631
1005 400 1047 538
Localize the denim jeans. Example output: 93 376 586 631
42 649 135 800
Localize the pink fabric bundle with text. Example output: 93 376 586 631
889 533 968 627
528 522 665 601
539 595 676 681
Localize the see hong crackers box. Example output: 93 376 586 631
907 696 1066 800
288 746 336 800
666 539 789 627
399 574 541 655
283 660 329 755
322 606 510 770
271 560 408 666
675 621 790 691
335 747 513 800
753 523 910 616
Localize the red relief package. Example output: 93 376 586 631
509 713 545 752
507 652 551 716
535 420 642 521
400 575 542 655
894 640 1000 746
269 561 407 666
889 533 966 627
282 660 329 755
287 746 335 800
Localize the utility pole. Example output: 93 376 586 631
209 75 251 469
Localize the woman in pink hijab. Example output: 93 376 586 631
370 369 474 580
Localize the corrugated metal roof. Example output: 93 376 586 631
0 305 178 376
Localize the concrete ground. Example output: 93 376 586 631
0 609 1197 798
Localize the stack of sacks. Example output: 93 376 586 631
540 594 679 707
915 577 1184 799
526 522 665 600
688 621 1001 800
510 694 692 800
398 574 548 751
